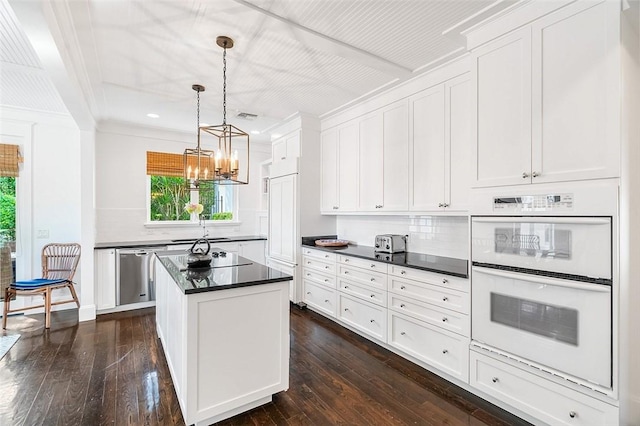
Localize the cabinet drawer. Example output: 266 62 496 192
338 255 388 274
470 350 618 425
339 280 386 307
338 293 386 342
302 256 336 274
389 294 469 337
302 247 337 262
338 265 387 290
302 268 336 289
389 276 468 314
390 265 468 293
303 280 336 317
389 312 468 381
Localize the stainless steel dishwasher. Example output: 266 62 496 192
116 247 165 306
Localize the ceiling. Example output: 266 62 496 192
0 0 509 142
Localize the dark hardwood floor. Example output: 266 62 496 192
0 306 530 426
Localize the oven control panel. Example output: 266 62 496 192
493 194 573 212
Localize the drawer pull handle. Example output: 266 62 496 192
370 278 375 282
400 286 406 290
344 271 349 274
344 308 349 311
370 264 375 268
400 270 406 275
438 203 443 208
522 172 529 179
442 349 448 354
400 304 405 308
325 266 330 269
345 259 350 262
344 285 349 289
492 377 499 383
324 279 329 282
306 292 311 295
442 297 448 302
442 317 448 322
307 261 311 264
325 255 329 258
306 273 311 276
370 319 375 323
569 411 576 419
324 299 330 303
370 294 375 298
400 332 406 336
442 279 449 284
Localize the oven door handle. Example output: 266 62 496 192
472 266 611 293
472 217 610 225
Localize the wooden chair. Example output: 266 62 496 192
3 243 81 329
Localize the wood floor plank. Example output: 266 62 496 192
1 306 531 426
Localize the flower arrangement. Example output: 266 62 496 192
184 203 204 215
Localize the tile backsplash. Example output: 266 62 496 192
336 215 469 259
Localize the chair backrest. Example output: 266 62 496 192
42 243 81 281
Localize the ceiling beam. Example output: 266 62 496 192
232 0 413 79
8 0 95 130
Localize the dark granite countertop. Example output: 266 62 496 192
156 249 292 294
94 235 266 250
302 237 468 278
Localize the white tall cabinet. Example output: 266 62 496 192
320 121 359 213
268 114 336 303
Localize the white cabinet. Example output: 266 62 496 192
94 249 116 311
272 131 300 163
321 121 359 213
471 1 619 187
238 240 265 264
268 174 296 264
470 349 618 425
471 27 532 187
409 74 471 211
358 100 409 212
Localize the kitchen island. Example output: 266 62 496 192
154 250 292 426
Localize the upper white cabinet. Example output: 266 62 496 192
410 74 471 212
358 100 409 212
321 121 359 213
471 27 532 187
272 131 300 163
471 1 619 187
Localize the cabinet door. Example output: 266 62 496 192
272 132 300 163
472 27 532 187
268 175 297 264
531 1 619 183
410 85 446 211
358 111 383 211
446 75 471 211
382 100 409 211
320 128 338 212
338 121 359 212
95 249 116 310
272 139 287 162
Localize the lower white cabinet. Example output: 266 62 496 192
338 293 387 342
303 280 336 317
470 349 618 425
388 275 469 314
389 311 468 382
94 249 116 310
388 293 469 336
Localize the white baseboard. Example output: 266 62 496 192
78 304 96 322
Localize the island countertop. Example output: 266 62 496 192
156 250 292 294
94 235 266 250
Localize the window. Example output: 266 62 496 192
146 152 236 223
0 143 21 296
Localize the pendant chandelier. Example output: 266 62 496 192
185 36 249 189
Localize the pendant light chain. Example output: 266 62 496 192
222 42 227 125
196 88 201 148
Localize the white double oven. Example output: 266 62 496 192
471 182 616 392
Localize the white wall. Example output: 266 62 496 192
95 121 270 243
336 215 468 259
0 106 84 307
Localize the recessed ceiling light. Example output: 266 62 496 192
251 130 260 135
146 113 159 118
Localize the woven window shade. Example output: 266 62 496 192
147 151 215 178
0 143 23 177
